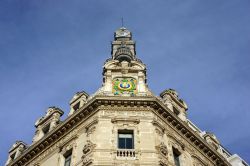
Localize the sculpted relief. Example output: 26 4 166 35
81 140 96 166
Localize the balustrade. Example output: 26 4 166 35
116 149 135 158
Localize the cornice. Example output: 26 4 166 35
9 97 100 166
151 97 231 166
9 95 230 166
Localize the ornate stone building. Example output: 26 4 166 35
6 27 248 166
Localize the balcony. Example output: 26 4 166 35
116 149 136 158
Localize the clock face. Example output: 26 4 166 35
112 78 137 95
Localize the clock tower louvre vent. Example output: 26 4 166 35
114 46 134 62
110 27 142 63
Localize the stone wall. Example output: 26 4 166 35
28 107 217 166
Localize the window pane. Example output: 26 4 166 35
173 151 180 166
118 138 126 149
119 134 132 138
174 157 180 166
65 160 71 166
64 153 71 166
125 138 133 149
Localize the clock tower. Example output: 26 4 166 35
102 27 151 96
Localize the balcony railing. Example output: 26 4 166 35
117 149 136 158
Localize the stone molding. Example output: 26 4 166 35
29 129 78 165
152 118 165 134
111 117 140 124
192 154 208 166
85 117 98 137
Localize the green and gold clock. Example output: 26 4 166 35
112 78 137 95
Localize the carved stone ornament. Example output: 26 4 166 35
82 140 96 157
159 158 168 166
85 118 98 137
192 154 208 166
156 142 168 157
82 157 93 166
168 133 185 151
61 143 74 155
152 118 165 136
81 140 96 166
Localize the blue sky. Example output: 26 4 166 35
0 0 249 164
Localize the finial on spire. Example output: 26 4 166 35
121 17 124 27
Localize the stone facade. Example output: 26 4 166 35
5 27 249 166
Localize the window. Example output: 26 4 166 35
64 150 72 166
42 124 50 135
73 102 80 111
118 130 134 149
173 147 181 166
10 152 16 160
173 107 180 116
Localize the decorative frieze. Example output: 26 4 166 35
156 142 168 157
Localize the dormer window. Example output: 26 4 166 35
5 141 27 165
68 91 88 116
42 124 50 135
10 152 16 161
173 107 180 116
73 102 80 111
